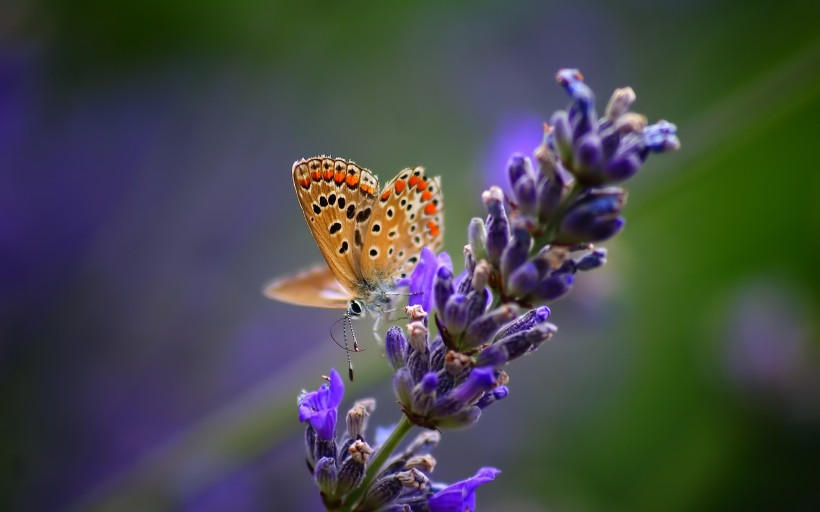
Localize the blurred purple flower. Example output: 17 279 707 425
481 112 544 193
427 467 500 512
298 369 344 440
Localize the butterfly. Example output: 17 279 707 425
264 156 444 378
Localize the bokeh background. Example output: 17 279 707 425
2 0 819 510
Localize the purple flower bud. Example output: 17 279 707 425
588 217 625 243
420 371 439 394
407 323 431 383
644 120 680 153
556 68 594 109
507 261 539 297
337 439 372 493
574 132 604 178
512 173 537 214
533 272 574 302
385 326 408 371
313 457 337 495
482 186 509 266
361 474 404 511
443 294 469 336
463 305 518 350
536 175 564 223
393 367 414 409
464 287 490 327
476 385 509 409
493 306 551 340
496 323 557 360
576 248 607 271
557 188 627 245
605 150 642 183
474 344 509 368
433 266 454 318
412 372 439 415
500 223 532 284
456 248 476 295
506 153 533 187
432 368 496 420
550 110 574 164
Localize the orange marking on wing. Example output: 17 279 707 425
421 190 432 201
424 203 437 215
311 171 321 181
395 179 406 193
346 175 359 187
416 179 427 191
380 190 391 201
334 171 346 184
299 178 311 189
427 221 440 237
408 175 419 187
323 169 334 180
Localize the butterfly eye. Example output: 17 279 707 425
348 299 365 317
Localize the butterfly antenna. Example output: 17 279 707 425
347 314 361 352
339 313 355 382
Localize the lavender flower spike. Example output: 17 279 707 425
298 369 344 441
427 467 501 512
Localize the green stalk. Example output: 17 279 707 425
534 181 583 249
338 415 414 512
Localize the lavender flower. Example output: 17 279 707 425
291 68 677 512
299 368 345 441
427 467 501 512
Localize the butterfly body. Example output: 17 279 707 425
265 156 444 318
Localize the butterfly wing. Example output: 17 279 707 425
361 166 444 282
292 156 380 295
263 264 354 308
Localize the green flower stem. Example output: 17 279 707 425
534 180 583 249
338 415 414 512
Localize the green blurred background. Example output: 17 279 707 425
2 0 819 510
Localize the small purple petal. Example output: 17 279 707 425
428 467 500 512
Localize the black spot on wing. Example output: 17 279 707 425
356 207 371 223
